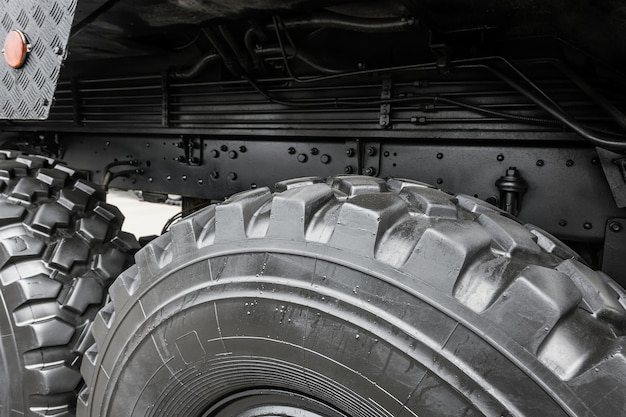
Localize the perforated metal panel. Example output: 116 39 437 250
0 0 77 120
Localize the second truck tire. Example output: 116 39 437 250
78 176 626 417
0 151 138 417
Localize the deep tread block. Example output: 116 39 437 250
93 202 124 224
77 217 109 244
24 364 82 394
49 237 90 273
556 259 626 323
30 203 71 237
215 188 272 241
4 275 62 307
331 175 388 197
11 177 50 203
330 193 408 257
457 194 508 216
111 231 141 252
274 176 324 192
36 168 69 188
268 183 334 240
60 277 104 314
92 303 115 347
0 160 29 181
397 184 458 219
93 249 127 282
478 213 541 256
58 188 91 212
74 180 103 199
0 235 45 269
486 265 582 352
15 156 46 170
527 225 580 261
25 318 76 350
0 202 26 226
403 220 492 292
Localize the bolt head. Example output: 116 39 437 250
609 222 623 232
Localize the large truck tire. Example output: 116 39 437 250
78 176 626 417
0 151 138 417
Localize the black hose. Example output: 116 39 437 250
201 27 243 77
245 12 416 71
459 63 626 151
522 58 626 132
219 26 254 74
255 47 345 74
280 11 416 33
170 53 221 80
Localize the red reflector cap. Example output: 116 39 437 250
3 30 29 69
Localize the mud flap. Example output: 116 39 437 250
0 0 77 120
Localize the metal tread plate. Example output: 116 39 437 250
0 0 77 120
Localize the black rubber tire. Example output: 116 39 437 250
78 176 626 417
0 151 139 417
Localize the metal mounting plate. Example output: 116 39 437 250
0 0 77 120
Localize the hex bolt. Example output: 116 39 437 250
239 146 247 153
559 219 568 227
228 172 238 181
229 150 238 159
210 149 220 158
566 160 574 167
583 222 593 230
210 171 219 179
182 175 187 181
497 154 505 162
536 160 544 167
310 148 319 155
288 147 296 154
364 167 377 176
198 179 204 185
436 153 444 160
166 175 172 181
220 145 228 152
383 151 390 157
367 147 377 156
53 46 63 55
297 154 308 163
344 165 354 174
320 154 331 164
148 177 153 183
145 143 150 148
609 221 623 232
345 148 355 157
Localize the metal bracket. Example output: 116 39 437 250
602 218 626 288
597 147 626 208
344 139 361 175
379 77 392 128
362 140 381 176
175 136 203 165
